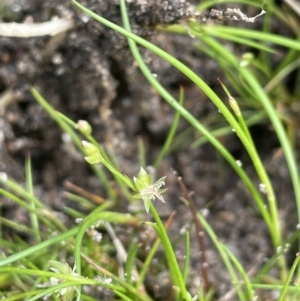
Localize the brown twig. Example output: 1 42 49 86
64 180 106 204
164 210 176 229
176 172 211 293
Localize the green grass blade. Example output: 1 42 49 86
31 88 120 200
200 26 300 51
135 231 161 290
0 188 64 231
125 243 142 285
278 253 300 301
25 153 41 243
154 86 184 168
74 211 140 300
182 227 190 286
0 227 79 267
197 212 253 301
149 203 190 300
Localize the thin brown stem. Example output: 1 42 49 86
64 180 106 204
164 210 176 229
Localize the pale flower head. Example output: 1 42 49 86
36 261 80 301
132 167 167 213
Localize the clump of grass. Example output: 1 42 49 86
1 0 300 300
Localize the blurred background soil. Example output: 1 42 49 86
0 0 298 299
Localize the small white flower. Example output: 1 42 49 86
95 275 112 284
36 261 80 301
86 225 102 242
0 172 7 182
132 167 167 213
76 120 92 135
140 177 166 203
259 183 267 194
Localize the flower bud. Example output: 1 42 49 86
76 120 92 135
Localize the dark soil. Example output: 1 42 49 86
0 1 298 300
